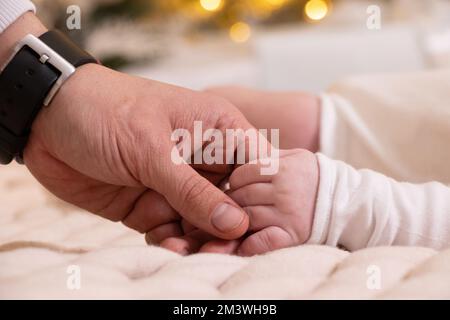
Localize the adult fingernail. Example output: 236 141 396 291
212 203 245 232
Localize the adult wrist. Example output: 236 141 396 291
0 12 98 164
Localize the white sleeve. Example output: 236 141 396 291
0 0 36 33
307 153 450 251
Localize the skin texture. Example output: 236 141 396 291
26 64 254 241
1 13 323 257
202 86 322 255
1 13 256 254
155 98 323 257
227 149 319 256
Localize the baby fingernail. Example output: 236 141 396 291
212 203 245 232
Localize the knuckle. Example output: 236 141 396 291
258 230 274 252
122 215 143 233
179 174 211 208
242 187 252 203
231 188 245 206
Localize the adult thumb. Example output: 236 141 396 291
159 162 249 240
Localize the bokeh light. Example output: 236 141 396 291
265 0 288 8
304 0 329 21
199 0 224 12
247 0 289 18
229 22 251 43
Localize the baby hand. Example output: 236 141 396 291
228 149 319 256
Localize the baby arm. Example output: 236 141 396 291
229 150 450 256
312 154 450 251
208 81 450 186
206 86 320 151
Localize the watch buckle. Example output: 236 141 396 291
3 34 76 106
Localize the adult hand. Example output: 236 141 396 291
2 14 252 252
26 64 255 246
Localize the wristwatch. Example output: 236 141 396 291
0 30 97 165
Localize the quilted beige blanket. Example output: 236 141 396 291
1 164 449 299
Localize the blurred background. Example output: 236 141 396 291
33 0 450 92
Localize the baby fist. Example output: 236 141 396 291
228 149 319 256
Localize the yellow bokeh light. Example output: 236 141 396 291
248 0 288 18
200 0 224 12
304 0 329 21
265 0 287 8
229 22 251 43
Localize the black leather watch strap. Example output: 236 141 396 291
39 30 97 68
0 30 97 165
